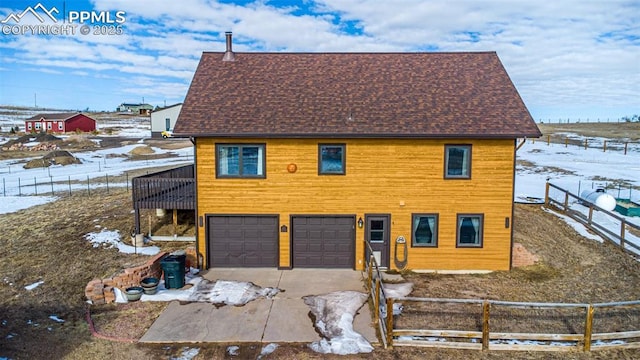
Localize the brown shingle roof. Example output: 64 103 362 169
174 52 541 138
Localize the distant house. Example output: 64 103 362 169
150 103 182 138
117 103 154 115
173 33 541 272
25 113 96 134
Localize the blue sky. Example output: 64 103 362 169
0 0 638 121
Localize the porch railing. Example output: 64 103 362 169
131 164 195 234
132 164 195 210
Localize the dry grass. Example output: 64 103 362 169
538 122 640 141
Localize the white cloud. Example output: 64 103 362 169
1 0 637 117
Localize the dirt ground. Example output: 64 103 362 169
1 124 639 359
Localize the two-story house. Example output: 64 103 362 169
173 33 541 271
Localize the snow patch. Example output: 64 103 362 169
24 280 44 291
303 290 373 355
258 343 279 359
381 282 414 316
188 279 280 306
0 196 56 215
84 229 161 255
542 207 605 242
171 347 199 360
48 315 64 323
226 345 239 356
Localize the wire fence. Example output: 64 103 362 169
528 135 640 155
2 172 130 197
538 118 638 124
1 161 193 198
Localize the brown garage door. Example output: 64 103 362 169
207 215 278 267
292 216 355 268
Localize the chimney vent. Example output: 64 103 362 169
222 31 235 61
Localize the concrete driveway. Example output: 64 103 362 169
139 268 377 344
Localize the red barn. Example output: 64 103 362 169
25 113 97 134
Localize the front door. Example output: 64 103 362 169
365 215 390 268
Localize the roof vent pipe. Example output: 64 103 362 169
222 31 235 61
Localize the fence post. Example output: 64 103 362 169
603 140 607 152
50 176 54 196
68 176 71 196
547 134 550 146
583 305 594 351
544 182 550 207
34 177 37 196
386 298 394 348
584 139 588 150
105 174 109 194
18 177 21 196
624 142 628 155
563 191 569 211
2 178 5 197
482 300 490 350
588 206 594 225
620 219 626 248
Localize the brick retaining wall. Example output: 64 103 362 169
85 252 167 304
85 245 198 304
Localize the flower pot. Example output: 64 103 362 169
141 277 159 288
143 286 158 295
125 286 143 301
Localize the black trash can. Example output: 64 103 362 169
160 255 185 289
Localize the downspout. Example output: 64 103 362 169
509 138 517 270
190 136 203 269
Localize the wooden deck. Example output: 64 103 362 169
132 164 195 234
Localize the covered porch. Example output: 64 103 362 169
131 164 196 237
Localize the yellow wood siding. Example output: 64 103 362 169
196 138 515 271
